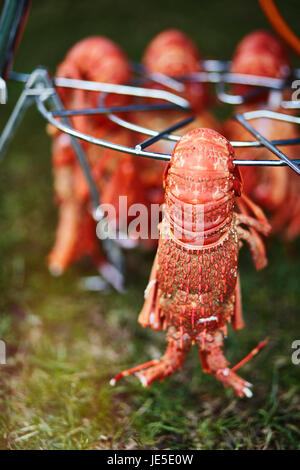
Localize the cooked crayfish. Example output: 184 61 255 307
112 127 271 397
133 29 219 209
48 36 140 281
223 30 300 238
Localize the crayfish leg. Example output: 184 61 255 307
138 254 161 330
110 359 161 386
235 194 270 271
236 193 271 236
48 200 82 275
111 328 190 387
197 331 253 398
232 273 244 331
237 225 267 271
48 202 101 275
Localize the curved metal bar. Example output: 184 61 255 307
215 79 280 105
9 67 300 160
36 96 300 168
9 71 189 108
136 116 194 151
108 111 300 149
216 85 244 105
52 69 300 111
178 71 285 88
236 113 300 175
53 77 190 109
132 63 185 92
235 159 300 166
36 97 171 161
242 109 300 124
9 68 288 90
51 103 182 117
201 59 300 78
11 66 300 111
108 112 181 142
231 137 300 148
281 100 300 109
221 73 284 89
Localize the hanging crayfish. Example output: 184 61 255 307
223 30 300 239
111 127 271 397
133 29 220 208
47 36 138 281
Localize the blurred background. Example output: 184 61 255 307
0 0 299 450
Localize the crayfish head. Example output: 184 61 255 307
166 127 239 204
57 36 132 124
142 29 207 112
143 29 200 76
163 128 241 246
231 30 290 100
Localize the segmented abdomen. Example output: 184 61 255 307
157 219 239 338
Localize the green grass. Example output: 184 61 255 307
0 0 300 450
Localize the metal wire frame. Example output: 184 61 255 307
9 60 300 107
137 59 300 108
36 91 300 167
2 65 300 178
235 111 300 174
0 67 195 282
0 0 31 103
0 60 300 182
1 63 300 286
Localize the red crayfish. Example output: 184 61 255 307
224 30 300 239
47 36 144 285
133 29 219 208
112 127 271 397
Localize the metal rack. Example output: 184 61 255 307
2 62 300 176
1 60 300 287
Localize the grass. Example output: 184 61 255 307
0 0 300 450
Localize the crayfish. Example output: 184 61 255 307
47 36 145 287
133 29 219 208
224 30 300 240
112 127 271 397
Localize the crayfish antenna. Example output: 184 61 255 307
232 337 269 372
